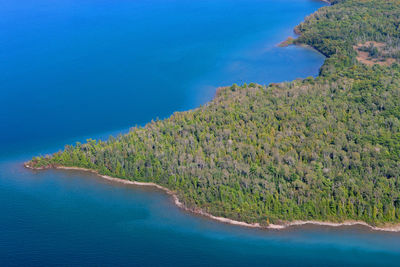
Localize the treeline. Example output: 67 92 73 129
295 0 400 74
30 0 400 226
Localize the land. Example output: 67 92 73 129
27 0 400 229
319 0 332 4
24 163 400 232
277 37 294 47
353 41 397 66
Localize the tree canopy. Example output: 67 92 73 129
30 0 400 226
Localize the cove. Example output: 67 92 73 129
0 0 325 158
2 0 400 266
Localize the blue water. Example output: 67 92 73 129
1 0 399 266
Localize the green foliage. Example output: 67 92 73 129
30 0 400 226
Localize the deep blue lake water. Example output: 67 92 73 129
1 0 399 266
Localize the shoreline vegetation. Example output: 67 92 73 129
26 0 400 232
24 163 400 232
277 0 330 49
277 37 294 48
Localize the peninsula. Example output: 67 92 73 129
27 0 400 230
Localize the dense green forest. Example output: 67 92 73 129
29 0 400 226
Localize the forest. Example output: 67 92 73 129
29 0 400 226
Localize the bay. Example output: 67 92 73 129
2 0 398 266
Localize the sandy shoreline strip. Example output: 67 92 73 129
319 0 332 4
24 163 400 232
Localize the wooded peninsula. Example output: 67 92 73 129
27 0 400 227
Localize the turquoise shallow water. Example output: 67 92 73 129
2 0 400 266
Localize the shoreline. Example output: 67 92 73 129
23 0 400 234
276 0 330 49
24 163 400 232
